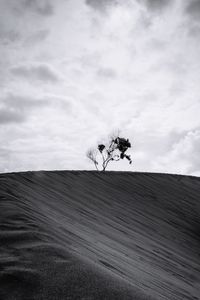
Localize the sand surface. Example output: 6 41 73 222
0 171 200 299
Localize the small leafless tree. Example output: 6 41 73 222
87 133 132 171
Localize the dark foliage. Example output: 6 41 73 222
87 135 132 171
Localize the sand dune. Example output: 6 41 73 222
0 171 200 300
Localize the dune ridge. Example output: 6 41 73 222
0 171 200 300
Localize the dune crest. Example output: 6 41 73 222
0 171 200 300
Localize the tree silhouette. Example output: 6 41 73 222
87 133 132 171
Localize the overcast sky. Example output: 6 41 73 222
0 0 200 175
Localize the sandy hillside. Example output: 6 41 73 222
0 171 200 300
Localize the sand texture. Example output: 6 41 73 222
0 171 200 299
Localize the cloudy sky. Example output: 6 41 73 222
0 0 200 175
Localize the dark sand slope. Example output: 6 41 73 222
0 171 200 300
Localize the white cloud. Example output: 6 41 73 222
85 0 118 12
153 129 200 175
0 0 200 175
185 0 200 20
12 0 54 17
0 93 49 124
11 64 60 83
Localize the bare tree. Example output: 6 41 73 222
87 133 132 171
86 149 99 171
